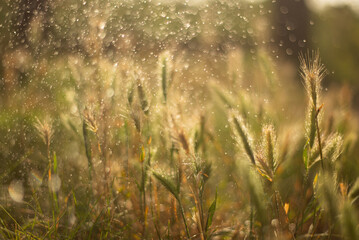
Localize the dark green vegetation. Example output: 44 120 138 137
1 0 359 239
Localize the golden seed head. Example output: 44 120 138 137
299 50 327 106
230 111 255 165
261 124 277 171
34 117 53 147
178 131 190 154
83 108 98 133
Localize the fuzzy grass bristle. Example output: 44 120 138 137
34 117 53 147
83 108 98 133
231 112 256 165
158 51 173 103
299 50 327 107
262 124 277 172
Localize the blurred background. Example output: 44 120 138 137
1 0 359 100
0 0 359 236
0 0 358 186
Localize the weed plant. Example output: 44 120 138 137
0 46 358 240
0 2 359 236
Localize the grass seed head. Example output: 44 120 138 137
130 107 142 133
158 51 173 103
230 112 255 165
83 108 98 133
34 117 53 147
306 106 317 148
178 131 190 154
324 133 343 160
300 51 327 148
137 79 149 115
127 82 135 106
299 50 327 107
192 156 212 184
261 124 277 172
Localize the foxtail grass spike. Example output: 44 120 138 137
127 82 135 106
159 51 172 103
161 57 167 103
300 51 327 149
34 117 53 149
83 119 93 183
262 124 277 172
231 114 256 165
137 78 149 115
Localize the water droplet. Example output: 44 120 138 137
286 48 293 56
69 213 76 226
289 34 296 43
99 21 106 30
49 174 61 192
280 6 289 14
8 180 24 203
106 88 114 98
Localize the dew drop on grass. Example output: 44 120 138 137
286 48 293 56
69 213 76 226
8 180 24 203
280 6 288 14
106 88 114 98
49 174 61 192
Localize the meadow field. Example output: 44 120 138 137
0 0 359 239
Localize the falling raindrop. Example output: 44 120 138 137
286 48 293 56
280 6 288 14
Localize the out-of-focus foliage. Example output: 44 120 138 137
313 6 359 86
0 0 359 239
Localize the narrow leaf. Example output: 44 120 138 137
140 146 145 163
153 172 179 201
206 190 217 233
53 152 57 174
303 142 309 170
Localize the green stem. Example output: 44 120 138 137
315 108 324 170
178 199 190 239
249 204 254 240
315 104 324 170
141 159 147 238
82 122 93 191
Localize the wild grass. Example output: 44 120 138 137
1 43 359 240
